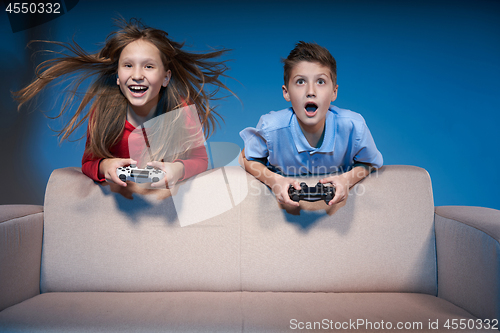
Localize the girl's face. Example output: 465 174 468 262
117 39 171 117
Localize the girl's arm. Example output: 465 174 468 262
81 109 106 182
81 152 104 182
81 130 106 182
174 145 209 181
82 130 136 186
149 145 208 188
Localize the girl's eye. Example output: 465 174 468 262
124 64 132 68
145 65 154 69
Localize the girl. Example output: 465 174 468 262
14 18 233 187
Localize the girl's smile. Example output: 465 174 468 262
128 85 148 97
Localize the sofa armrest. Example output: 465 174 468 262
435 206 500 322
0 205 44 312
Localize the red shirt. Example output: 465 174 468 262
82 119 208 182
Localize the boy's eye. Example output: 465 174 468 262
145 65 154 69
296 79 305 85
317 79 325 84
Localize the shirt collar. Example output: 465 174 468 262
291 107 336 154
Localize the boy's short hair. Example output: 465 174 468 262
282 41 337 87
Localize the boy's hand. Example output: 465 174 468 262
99 158 137 187
271 176 301 207
148 161 185 189
319 174 350 205
320 165 372 205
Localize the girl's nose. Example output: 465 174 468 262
132 69 144 81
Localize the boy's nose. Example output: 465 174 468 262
307 86 316 97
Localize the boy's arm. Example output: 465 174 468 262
240 149 300 206
320 163 373 205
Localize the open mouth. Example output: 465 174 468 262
304 102 318 117
128 85 148 97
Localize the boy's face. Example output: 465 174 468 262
282 61 338 135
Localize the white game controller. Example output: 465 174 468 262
116 164 166 184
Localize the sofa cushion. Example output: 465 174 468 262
0 205 43 311
41 165 436 294
239 165 436 294
435 207 500 323
41 167 247 293
0 292 488 332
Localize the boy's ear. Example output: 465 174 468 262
163 70 172 87
282 85 291 102
331 84 339 102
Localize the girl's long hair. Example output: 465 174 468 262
14 18 232 160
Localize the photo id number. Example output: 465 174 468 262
5 2 61 14
444 318 498 330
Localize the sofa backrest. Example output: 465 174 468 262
41 165 436 295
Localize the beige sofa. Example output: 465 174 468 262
0 165 498 332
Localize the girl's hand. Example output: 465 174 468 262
99 158 137 187
319 175 349 205
147 161 185 188
271 176 301 207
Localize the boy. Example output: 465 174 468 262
240 41 383 207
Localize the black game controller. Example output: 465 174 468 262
288 182 336 204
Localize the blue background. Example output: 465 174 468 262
1 0 499 209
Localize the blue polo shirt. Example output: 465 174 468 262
240 105 383 176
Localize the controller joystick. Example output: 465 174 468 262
116 165 166 184
288 182 336 204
